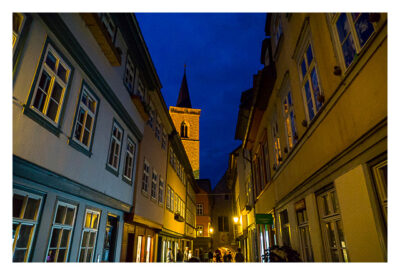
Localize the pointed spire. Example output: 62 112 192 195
176 64 192 108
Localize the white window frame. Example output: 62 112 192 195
158 178 165 205
12 189 43 262
45 201 77 262
166 185 171 210
30 44 71 126
78 208 101 262
296 202 314 262
271 114 282 167
196 203 203 216
107 121 123 171
99 13 117 43
294 25 324 123
281 87 298 150
151 170 158 200
72 84 98 149
330 13 376 71
123 137 136 181
317 188 349 262
142 160 150 193
124 55 136 93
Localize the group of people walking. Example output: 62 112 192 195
166 247 245 263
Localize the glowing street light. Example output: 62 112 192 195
233 216 239 224
209 227 214 234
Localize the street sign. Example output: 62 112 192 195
255 214 273 224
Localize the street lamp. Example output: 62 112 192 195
233 216 239 224
209 227 214 234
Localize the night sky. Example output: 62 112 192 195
135 13 267 189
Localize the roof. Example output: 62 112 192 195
176 66 192 108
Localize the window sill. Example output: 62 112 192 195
23 107 61 137
105 164 119 177
68 138 92 157
122 175 132 185
141 189 149 198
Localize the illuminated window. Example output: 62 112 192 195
99 13 117 43
296 200 313 262
12 190 43 262
13 13 25 49
271 115 282 167
142 160 150 193
279 209 291 247
317 188 349 262
107 120 124 172
151 170 158 200
332 13 375 69
197 225 204 237
145 236 152 262
282 90 298 150
158 178 164 204
123 55 136 93
196 203 203 216
123 138 136 182
71 83 99 151
78 209 101 262
29 44 71 125
46 201 77 262
136 236 143 262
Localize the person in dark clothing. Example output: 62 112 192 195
208 250 213 262
223 252 228 262
234 248 245 262
226 250 232 262
176 249 183 262
215 249 222 262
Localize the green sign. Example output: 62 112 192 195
255 214 273 224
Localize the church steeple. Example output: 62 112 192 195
176 65 192 108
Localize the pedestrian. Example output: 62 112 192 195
215 249 222 262
176 249 183 262
222 251 228 262
199 248 205 262
208 250 213 262
227 250 232 262
167 248 174 263
183 247 189 262
234 248 245 262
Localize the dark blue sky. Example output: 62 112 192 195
135 13 266 188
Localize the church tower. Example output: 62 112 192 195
169 66 201 179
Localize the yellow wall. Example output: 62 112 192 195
335 165 385 262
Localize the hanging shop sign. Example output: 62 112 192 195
255 214 273 224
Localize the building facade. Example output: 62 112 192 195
234 13 387 262
158 71 199 262
193 179 213 257
12 13 150 262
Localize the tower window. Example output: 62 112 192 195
180 122 188 138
